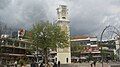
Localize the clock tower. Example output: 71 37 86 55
56 5 71 64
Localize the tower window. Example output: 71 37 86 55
62 17 66 19
66 58 68 63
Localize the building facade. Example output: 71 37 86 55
115 38 120 60
71 35 100 62
71 35 118 62
0 35 32 65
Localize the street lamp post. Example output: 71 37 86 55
36 44 39 63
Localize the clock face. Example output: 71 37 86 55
59 9 61 12
62 10 66 17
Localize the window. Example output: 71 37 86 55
20 42 25 48
14 42 19 47
62 17 66 19
66 58 68 63
7 40 13 46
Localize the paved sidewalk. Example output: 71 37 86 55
4 62 120 67
61 63 109 67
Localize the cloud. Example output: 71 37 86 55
0 0 120 37
68 0 120 36
0 0 48 29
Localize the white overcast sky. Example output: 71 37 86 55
0 0 120 37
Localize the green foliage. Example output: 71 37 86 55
26 21 69 67
87 53 93 61
28 21 69 49
71 44 85 56
18 58 29 66
23 31 31 39
18 59 26 66
71 45 85 52
110 53 118 60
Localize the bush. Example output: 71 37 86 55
19 59 26 66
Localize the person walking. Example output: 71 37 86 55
90 60 93 67
31 61 36 67
40 62 43 67
53 62 57 67
93 60 97 67
14 61 17 67
58 61 60 67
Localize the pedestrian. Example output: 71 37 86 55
14 61 17 67
93 60 97 67
40 62 43 67
58 61 60 67
53 62 57 67
91 63 93 67
90 60 93 67
31 60 36 67
106 59 109 63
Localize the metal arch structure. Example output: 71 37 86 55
100 25 120 43
108 26 120 37
100 25 120 67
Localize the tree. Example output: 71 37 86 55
71 45 85 57
28 21 69 67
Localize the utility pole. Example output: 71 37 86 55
36 44 39 63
